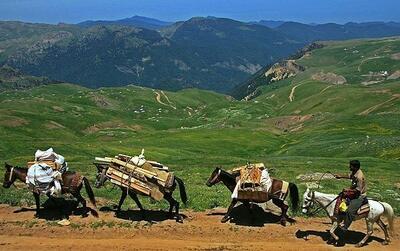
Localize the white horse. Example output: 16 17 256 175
302 188 394 247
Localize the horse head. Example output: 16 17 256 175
94 164 108 188
206 167 222 187
302 188 315 214
3 162 16 188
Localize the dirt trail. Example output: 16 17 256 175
358 56 383 72
289 84 302 102
154 91 176 110
359 95 400 115
0 205 398 251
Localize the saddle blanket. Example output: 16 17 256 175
357 201 370 215
336 197 370 215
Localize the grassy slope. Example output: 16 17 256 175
0 38 399 214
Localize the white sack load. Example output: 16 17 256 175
35 148 66 167
26 163 61 196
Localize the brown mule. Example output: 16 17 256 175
206 167 299 225
3 163 98 218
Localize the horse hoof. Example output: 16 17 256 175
176 217 184 223
381 241 389 246
355 243 363 248
280 220 287 226
334 242 345 247
221 216 230 223
327 239 336 245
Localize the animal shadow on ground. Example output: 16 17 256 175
208 204 296 227
295 229 384 247
99 206 187 222
13 197 92 220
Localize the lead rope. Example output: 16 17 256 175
317 171 333 189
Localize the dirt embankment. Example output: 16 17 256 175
265 60 305 83
0 204 398 251
312 72 347 85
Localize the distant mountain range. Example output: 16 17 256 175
0 16 400 93
77 15 172 30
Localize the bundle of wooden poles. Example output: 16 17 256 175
94 154 174 201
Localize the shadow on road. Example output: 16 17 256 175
295 229 384 247
100 205 187 223
13 198 94 220
208 203 296 227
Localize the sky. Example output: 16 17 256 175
0 0 399 24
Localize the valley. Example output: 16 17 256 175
1 37 399 214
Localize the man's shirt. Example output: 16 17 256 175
350 169 367 196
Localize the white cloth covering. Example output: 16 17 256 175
28 148 65 196
35 148 67 170
129 149 146 166
26 163 62 196
26 163 54 184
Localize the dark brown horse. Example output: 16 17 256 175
95 165 187 223
206 167 299 225
3 163 98 218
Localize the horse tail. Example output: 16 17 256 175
175 176 187 205
381 202 394 234
288 182 299 212
83 177 97 208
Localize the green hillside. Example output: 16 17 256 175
0 37 399 215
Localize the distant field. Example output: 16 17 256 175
0 37 399 215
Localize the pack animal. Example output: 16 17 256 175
95 165 187 223
206 167 299 225
3 163 98 218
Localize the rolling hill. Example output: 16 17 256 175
0 37 399 213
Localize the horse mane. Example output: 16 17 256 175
219 168 236 179
314 191 337 198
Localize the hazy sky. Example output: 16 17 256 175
0 0 399 24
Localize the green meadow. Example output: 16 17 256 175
0 37 399 215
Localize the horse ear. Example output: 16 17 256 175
4 162 11 171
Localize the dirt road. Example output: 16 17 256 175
0 204 398 251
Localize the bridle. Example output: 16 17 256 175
208 169 221 185
96 168 110 188
4 166 19 188
302 190 338 216
302 190 316 214
8 167 14 183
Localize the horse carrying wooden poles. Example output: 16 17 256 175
93 151 187 222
